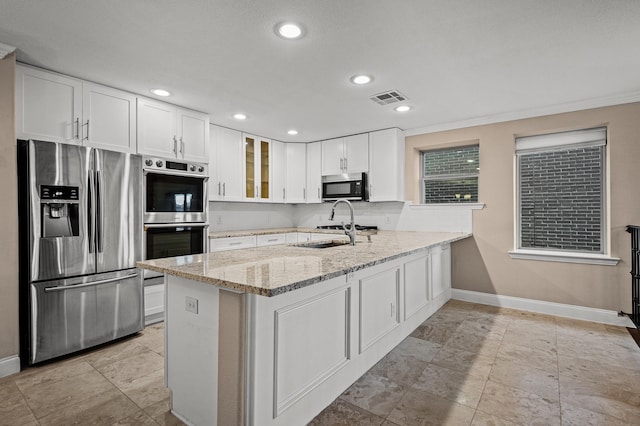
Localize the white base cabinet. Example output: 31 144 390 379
164 243 451 425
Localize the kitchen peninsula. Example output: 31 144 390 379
137 230 470 426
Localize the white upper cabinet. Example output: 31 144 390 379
137 98 209 162
243 134 271 201
16 65 82 144
177 108 209 162
285 143 306 203
344 133 369 173
368 128 405 202
306 142 322 203
82 82 136 153
321 133 369 175
271 140 286 203
209 125 243 201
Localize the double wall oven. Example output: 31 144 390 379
143 157 208 284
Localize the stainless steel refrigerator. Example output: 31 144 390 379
18 140 144 365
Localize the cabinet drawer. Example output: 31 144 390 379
210 236 256 252
256 234 286 247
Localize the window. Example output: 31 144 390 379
421 145 479 204
516 127 606 254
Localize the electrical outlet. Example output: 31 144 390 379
185 296 198 314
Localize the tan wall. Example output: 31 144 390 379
406 103 640 312
0 53 18 358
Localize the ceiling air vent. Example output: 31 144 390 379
369 90 408 106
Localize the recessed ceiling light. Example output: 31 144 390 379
287 129 298 136
350 74 373 85
394 105 411 112
150 88 171 97
275 22 304 39
233 113 247 120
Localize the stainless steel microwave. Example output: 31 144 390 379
322 172 368 201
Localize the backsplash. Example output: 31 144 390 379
210 201 475 233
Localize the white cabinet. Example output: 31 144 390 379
16 65 82 144
209 125 244 201
321 133 369 176
430 244 451 300
296 232 311 243
82 82 136 153
271 141 286 203
243 134 271 201
403 255 430 321
369 128 405 202
285 232 300 243
285 143 307 203
210 236 257 252
257 234 287 247
358 266 401 352
306 142 322 203
138 97 209 162
177 108 209 162
16 65 136 153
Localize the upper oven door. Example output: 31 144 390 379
144 170 208 223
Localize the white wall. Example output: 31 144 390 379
209 202 295 232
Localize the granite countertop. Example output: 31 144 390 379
137 231 471 297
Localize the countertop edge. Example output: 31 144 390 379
138 232 471 297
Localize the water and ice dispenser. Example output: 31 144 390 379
40 185 80 238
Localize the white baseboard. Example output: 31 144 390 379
0 355 21 378
451 289 635 327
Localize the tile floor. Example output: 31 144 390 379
2 301 640 425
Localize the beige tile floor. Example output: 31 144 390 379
2 301 640 425
310 300 640 426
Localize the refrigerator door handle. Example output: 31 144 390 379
43 272 139 293
96 170 103 253
88 173 95 253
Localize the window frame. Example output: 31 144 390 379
420 145 479 205
511 127 618 265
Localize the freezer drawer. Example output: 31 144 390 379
30 269 143 364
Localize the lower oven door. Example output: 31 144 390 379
30 269 143 364
144 171 208 223
143 223 208 278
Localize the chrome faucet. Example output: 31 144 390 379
329 199 356 245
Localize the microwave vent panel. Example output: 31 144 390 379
369 90 408 106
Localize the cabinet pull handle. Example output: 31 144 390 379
223 182 226 196
218 182 221 196
256 185 259 198
229 241 242 246
345 157 348 171
173 136 177 155
318 187 320 199
75 118 80 140
370 184 373 197
283 188 285 200
303 187 306 200
83 119 90 141
268 238 278 242
180 137 184 156
340 158 344 170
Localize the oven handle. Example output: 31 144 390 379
143 169 209 180
144 223 208 229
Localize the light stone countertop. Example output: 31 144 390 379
137 231 471 297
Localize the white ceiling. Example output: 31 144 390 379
1 0 639 142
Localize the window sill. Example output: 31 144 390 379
408 202 485 210
508 249 619 266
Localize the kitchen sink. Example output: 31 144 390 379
293 240 351 249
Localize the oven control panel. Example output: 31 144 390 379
142 157 207 176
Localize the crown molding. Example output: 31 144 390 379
0 42 16 59
405 90 640 137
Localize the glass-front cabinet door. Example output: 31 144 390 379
245 136 255 198
243 134 270 201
